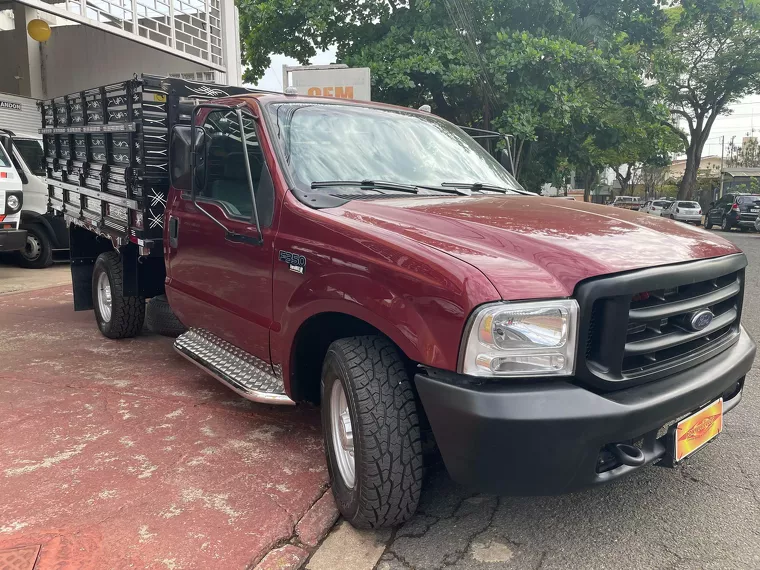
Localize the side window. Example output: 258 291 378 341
14 139 45 176
199 109 274 227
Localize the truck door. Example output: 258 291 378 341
165 107 277 362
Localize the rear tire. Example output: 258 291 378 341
705 218 713 230
321 336 423 528
92 251 145 339
16 225 53 269
722 216 732 231
146 295 186 337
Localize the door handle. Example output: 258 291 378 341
169 216 179 248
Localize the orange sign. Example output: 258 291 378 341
674 398 723 462
306 86 355 99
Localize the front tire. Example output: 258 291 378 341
321 336 423 528
16 225 53 269
92 251 145 339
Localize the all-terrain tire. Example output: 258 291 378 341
146 295 186 337
92 251 145 339
16 224 53 269
321 336 423 529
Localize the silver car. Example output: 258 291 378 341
641 199 672 216
661 200 703 225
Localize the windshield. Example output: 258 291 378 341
737 195 760 205
678 201 700 208
14 138 45 176
264 102 524 194
0 142 10 168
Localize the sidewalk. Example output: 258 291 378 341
0 283 337 569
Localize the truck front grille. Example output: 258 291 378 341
576 255 745 389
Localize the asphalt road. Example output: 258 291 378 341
375 230 760 570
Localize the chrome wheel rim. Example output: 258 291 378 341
23 234 41 261
330 380 355 488
96 271 112 322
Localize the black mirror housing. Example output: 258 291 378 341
170 125 206 191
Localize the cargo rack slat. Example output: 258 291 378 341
40 74 266 251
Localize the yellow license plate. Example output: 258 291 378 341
674 398 723 462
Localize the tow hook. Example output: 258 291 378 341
607 443 645 467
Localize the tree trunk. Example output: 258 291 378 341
583 169 595 202
679 145 701 199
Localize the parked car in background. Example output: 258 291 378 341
661 200 703 225
611 196 641 210
705 193 760 231
641 199 672 215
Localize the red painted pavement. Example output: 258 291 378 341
0 285 329 569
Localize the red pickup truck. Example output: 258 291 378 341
44 76 755 529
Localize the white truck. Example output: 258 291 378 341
0 93 69 267
0 139 25 253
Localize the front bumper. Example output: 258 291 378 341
0 229 27 252
416 327 755 495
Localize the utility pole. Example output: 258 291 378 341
719 135 725 200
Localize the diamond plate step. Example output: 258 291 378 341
174 328 294 405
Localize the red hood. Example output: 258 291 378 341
328 195 741 300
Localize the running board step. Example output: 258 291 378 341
174 328 294 405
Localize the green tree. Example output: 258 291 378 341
654 0 760 199
239 0 669 190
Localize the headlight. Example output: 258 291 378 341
460 299 579 377
6 194 20 212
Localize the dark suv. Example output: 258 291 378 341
705 193 760 231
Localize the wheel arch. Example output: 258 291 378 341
286 310 416 404
20 211 57 243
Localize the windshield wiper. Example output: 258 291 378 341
311 180 419 194
311 180 475 196
442 182 534 196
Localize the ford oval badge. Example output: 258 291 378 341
689 309 714 331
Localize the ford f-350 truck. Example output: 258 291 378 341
44 75 756 528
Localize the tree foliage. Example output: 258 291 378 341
726 137 760 168
654 0 760 198
238 0 682 190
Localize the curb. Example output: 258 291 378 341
251 489 339 570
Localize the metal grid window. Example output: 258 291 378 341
57 0 224 66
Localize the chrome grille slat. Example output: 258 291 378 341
624 308 737 356
628 280 741 322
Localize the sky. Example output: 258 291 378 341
250 49 337 92
251 52 760 159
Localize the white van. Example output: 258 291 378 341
0 139 26 252
0 130 69 267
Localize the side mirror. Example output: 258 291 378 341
170 125 206 191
